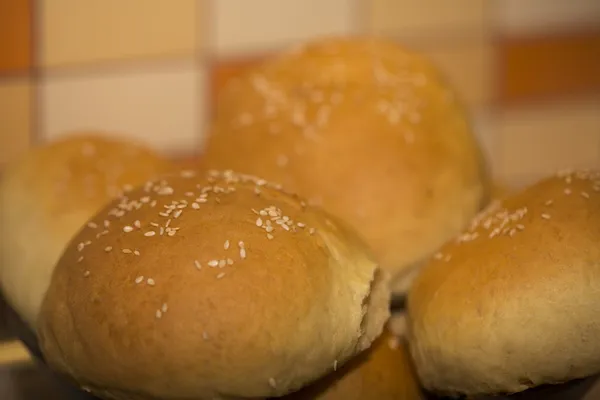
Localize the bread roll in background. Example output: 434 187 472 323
287 326 423 400
38 169 391 400
0 134 172 331
406 169 600 397
202 37 491 293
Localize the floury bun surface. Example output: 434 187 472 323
0 133 172 331
407 169 600 397
203 36 491 292
38 169 391 400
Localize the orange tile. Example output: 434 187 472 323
209 55 269 110
497 29 600 105
0 0 32 73
0 79 32 166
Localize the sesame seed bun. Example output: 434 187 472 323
286 326 423 400
37 169 391 400
203 36 491 293
0 133 172 332
406 169 600 397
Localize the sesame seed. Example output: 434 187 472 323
135 276 144 284
83 270 90 277
545 200 554 206
87 222 98 229
256 217 263 227
161 303 168 313
155 310 162 319
216 272 226 279
541 213 551 220
133 250 140 256
122 249 132 254
123 226 134 233
192 202 200 209
105 246 113 252
173 209 183 219
218 260 227 268
202 331 209 340
208 260 219 267
194 260 202 270
224 240 230 250
144 231 156 237
269 378 277 388
240 248 247 259
564 188 572 195
581 191 590 199
134 220 141 228
333 360 338 371
227 258 234 265
267 234 274 240
147 278 155 286
238 241 245 248
77 256 84 263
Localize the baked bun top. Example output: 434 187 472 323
407 169 600 396
38 169 391 400
0 133 171 330
288 325 423 400
203 36 491 285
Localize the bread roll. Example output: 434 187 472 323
203 37 491 292
38 169 391 400
0 134 171 331
406 169 600 397
287 326 423 400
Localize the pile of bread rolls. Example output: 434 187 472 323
0 36 598 400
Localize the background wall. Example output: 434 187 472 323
0 0 599 187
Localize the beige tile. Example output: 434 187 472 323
497 99 600 184
39 61 206 155
40 0 198 67
471 111 501 178
369 0 487 37
405 37 494 108
495 0 600 36
212 0 357 56
0 79 32 166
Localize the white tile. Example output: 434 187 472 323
495 0 600 35
212 0 356 56
40 61 207 155
497 98 600 184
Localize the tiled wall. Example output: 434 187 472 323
0 0 599 186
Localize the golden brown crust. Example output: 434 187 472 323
407 169 600 397
287 327 423 400
38 169 391 400
0 133 172 330
203 36 491 285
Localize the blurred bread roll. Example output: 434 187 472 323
407 169 600 397
38 169 391 400
287 326 423 400
0 134 172 331
203 37 491 292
